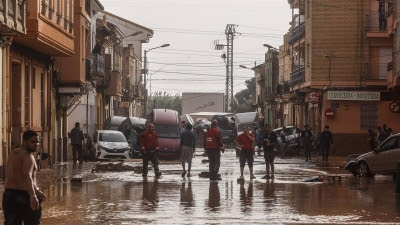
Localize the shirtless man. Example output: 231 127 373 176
2 130 46 225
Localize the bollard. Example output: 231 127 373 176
396 162 400 195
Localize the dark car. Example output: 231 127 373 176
119 117 146 158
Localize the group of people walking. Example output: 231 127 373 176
368 124 394 151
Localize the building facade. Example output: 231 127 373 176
279 0 400 155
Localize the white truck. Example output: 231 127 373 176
182 92 225 115
235 112 259 136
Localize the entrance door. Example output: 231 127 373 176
11 62 22 148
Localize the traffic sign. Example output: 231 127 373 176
390 102 400 113
308 92 320 104
325 108 335 119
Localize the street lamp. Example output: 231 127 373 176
239 65 252 70
143 43 170 116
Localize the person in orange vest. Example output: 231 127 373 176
234 126 256 180
204 120 225 180
140 123 162 178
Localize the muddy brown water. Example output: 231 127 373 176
0 150 399 224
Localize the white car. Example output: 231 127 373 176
345 133 400 177
93 130 131 160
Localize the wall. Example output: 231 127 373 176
182 93 225 115
309 0 369 83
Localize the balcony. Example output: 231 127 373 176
104 71 122 97
288 21 305 45
366 13 390 38
0 0 26 35
290 66 305 86
91 54 105 80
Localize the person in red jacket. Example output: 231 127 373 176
140 123 162 177
235 126 256 180
204 120 225 180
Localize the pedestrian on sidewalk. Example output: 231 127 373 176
70 122 85 165
377 126 385 145
140 123 162 178
234 126 256 180
180 123 196 178
204 120 225 181
319 125 333 162
367 129 377 151
262 124 278 179
3 130 46 225
301 125 313 162
279 127 287 157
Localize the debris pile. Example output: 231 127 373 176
92 163 144 173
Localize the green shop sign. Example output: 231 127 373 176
327 91 380 101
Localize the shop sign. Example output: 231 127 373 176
325 108 335 119
327 91 380 101
308 92 320 104
390 102 400 113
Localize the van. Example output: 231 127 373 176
103 116 127 131
119 117 146 158
148 109 181 159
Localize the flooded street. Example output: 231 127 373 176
1 149 399 224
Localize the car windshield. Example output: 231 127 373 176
275 127 296 135
99 132 127 142
238 123 256 132
155 125 181 139
108 125 120 131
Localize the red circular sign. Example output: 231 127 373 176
390 102 400 113
325 108 335 119
308 92 320 104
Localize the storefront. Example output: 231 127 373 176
321 90 400 155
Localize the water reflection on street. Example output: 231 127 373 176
0 150 399 224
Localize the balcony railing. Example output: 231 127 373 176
290 66 305 86
367 13 387 32
288 21 305 45
104 71 122 97
91 54 105 79
0 0 26 35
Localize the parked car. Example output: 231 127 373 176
273 126 301 152
119 117 146 158
93 130 131 160
345 133 400 177
193 118 211 132
103 116 127 131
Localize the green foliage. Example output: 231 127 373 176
147 91 182 114
232 77 256 113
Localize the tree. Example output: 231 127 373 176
232 77 256 113
147 91 182 114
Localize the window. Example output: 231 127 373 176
360 104 377 130
306 44 310 67
380 137 399 152
32 68 36 89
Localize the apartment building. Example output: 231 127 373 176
279 0 400 155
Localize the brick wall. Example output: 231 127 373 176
308 0 369 82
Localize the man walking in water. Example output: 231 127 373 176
3 130 46 225
301 125 313 162
70 122 85 165
234 126 256 180
141 123 162 178
204 120 225 181
262 124 278 179
320 125 333 162
180 123 196 177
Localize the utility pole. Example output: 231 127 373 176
215 24 238 112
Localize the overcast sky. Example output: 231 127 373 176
101 0 292 96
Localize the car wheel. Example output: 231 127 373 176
357 161 371 177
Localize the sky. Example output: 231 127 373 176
100 0 293 96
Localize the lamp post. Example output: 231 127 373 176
117 31 143 44
143 44 170 116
